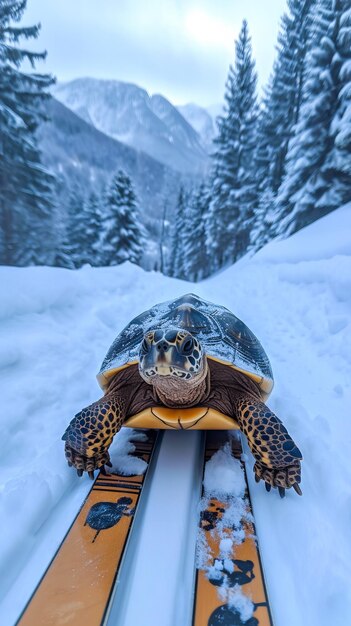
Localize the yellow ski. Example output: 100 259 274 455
17 431 158 626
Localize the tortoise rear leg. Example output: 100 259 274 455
234 396 303 497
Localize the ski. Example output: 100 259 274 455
17 430 159 626
192 431 274 626
17 429 273 626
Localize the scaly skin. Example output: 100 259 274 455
62 392 126 478
234 395 302 497
62 381 302 497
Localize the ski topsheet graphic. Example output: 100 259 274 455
17 431 158 626
193 431 274 626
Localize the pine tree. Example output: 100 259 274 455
167 185 187 278
206 20 259 270
183 184 210 282
255 0 317 196
158 200 168 274
275 0 351 236
66 189 86 268
80 192 102 266
52 187 84 268
249 188 276 251
0 0 55 265
101 170 144 266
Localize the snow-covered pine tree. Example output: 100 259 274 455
249 188 277 251
275 0 351 236
182 184 210 282
66 189 86 268
100 170 144 266
80 192 102 266
52 233 75 269
0 0 55 266
52 186 85 269
167 185 187 278
255 0 317 196
206 20 259 271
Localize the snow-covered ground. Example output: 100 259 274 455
1 203 351 625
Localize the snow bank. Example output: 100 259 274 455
256 201 351 263
0 203 351 625
0 262 190 624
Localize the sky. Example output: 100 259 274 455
23 0 287 107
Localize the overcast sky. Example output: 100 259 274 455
24 0 287 107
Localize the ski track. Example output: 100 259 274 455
0 204 351 625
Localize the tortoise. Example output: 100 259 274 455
63 294 302 497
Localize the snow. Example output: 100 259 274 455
196 437 255 614
228 586 255 622
109 429 148 476
257 201 351 262
203 441 246 500
1 202 351 625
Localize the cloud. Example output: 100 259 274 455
184 8 236 52
23 0 286 106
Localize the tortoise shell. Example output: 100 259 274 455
97 293 273 398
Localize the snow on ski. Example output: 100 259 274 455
193 431 274 626
16 431 158 626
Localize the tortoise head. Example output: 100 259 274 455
138 328 206 384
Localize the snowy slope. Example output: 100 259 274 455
1 203 351 625
53 78 208 174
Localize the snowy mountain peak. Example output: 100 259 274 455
150 94 204 150
177 103 218 150
53 78 208 174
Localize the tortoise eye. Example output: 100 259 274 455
181 338 194 355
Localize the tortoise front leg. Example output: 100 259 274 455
234 396 303 497
62 393 126 479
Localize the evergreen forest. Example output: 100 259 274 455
1 0 351 279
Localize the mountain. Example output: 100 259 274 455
177 103 216 151
53 78 208 175
37 97 188 221
36 96 196 270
